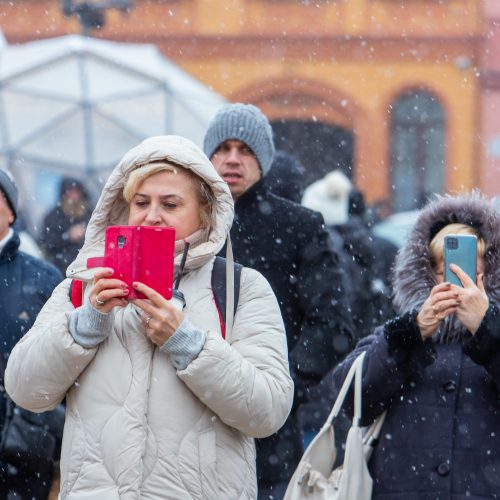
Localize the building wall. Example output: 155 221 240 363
0 0 484 206
481 0 500 197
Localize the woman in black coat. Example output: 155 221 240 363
330 193 500 499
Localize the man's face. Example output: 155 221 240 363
0 191 14 240
210 140 262 200
64 187 84 205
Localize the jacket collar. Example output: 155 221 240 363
0 231 20 263
235 179 268 212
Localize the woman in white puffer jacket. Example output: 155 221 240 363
5 135 293 500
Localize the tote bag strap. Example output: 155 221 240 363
364 409 386 444
363 409 387 460
326 351 366 427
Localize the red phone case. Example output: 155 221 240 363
88 226 176 300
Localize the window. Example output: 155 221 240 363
390 90 445 212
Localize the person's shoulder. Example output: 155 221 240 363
240 265 272 293
266 192 324 223
240 264 264 282
371 232 398 253
19 251 63 281
43 205 64 221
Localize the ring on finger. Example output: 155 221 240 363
96 297 106 306
146 316 152 329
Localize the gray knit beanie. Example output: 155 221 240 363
0 169 18 222
203 103 275 176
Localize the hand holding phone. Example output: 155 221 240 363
447 262 489 334
90 267 129 313
87 226 176 300
417 282 459 339
443 233 489 333
444 234 477 287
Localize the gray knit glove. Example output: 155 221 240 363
68 297 114 348
161 318 207 370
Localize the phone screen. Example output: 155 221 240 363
444 234 477 287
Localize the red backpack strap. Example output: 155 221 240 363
213 291 226 339
69 279 84 308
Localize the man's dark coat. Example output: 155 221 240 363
226 180 353 484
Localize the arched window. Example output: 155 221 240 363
390 90 445 212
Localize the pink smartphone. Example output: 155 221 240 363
100 226 176 300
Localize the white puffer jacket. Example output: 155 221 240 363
5 136 293 500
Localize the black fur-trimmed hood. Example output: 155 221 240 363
392 192 500 320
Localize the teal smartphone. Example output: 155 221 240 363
444 234 477 287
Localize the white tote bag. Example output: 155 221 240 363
284 351 386 500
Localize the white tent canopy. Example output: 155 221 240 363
0 35 225 229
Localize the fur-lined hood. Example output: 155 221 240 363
393 193 500 323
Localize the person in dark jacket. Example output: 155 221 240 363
303 170 378 340
330 193 500 499
347 188 397 327
39 177 92 275
349 189 398 295
0 169 64 499
204 103 353 499
266 152 357 448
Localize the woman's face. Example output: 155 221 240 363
127 170 202 240
435 254 485 284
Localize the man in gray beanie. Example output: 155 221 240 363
0 169 64 499
204 103 353 499
204 103 275 200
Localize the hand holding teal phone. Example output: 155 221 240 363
444 234 477 287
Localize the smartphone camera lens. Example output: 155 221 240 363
117 235 126 249
446 237 458 250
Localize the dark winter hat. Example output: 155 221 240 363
60 177 89 201
0 169 18 222
266 149 305 203
203 103 275 176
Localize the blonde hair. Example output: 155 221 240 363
123 162 214 230
429 223 485 269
